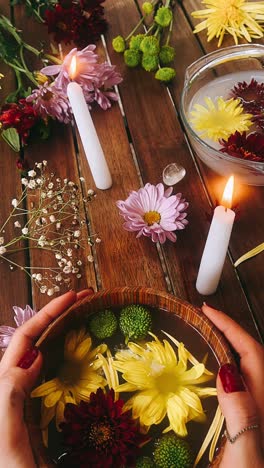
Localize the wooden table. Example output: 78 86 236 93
0 0 263 347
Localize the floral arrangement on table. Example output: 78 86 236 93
0 161 99 295
10 0 107 46
191 0 264 47
0 6 122 161
27 303 223 467
189 78 264 163
112 1 176 82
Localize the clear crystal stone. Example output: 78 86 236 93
162 163 186 186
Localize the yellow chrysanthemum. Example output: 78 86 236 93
192 0 264 47
113 332 216 437
31 328 107 435
190 96 253 141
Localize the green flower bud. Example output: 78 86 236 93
136 456 153 468
142 2 153 14
124 49 141 67
112 35 126 53
159 45 175 65
129 34 145 50
155 6 173 27
142 53 159 72
155 67 176 82
140 36 160 55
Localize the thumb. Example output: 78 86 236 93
217 363 262 463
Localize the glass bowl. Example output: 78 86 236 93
180 44 264 186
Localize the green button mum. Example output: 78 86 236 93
112 35 126 53
124 49 141 67
129 34 145 50
155 6 173 27
142 54 159 72
155 67 176 82
140 36 160 55
159 45 175 65
142 2 153 15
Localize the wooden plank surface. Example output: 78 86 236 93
13 7 98 308
0 3 30 326
105 0 261 339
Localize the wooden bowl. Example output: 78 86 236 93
26 287 233 467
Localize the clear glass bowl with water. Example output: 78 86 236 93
180 44 264 186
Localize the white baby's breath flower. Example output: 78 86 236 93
0 237 4 245
55 253 62 260
87 255 94 263
80 177 85 182
49 215 56 223
28 180 36 189
21 178 28 186
0 246 6 255
95 237 101 243
63 266 71 274
74 230 81 238
87 189 95 196
56 222 61 230
36 162 42 169
14 221 21 228
22 227 29 235
43 160 47 166
36 273 42 281
67 249 73 257
40 285 47 294
11 199 18 208
28 170 36 178
47 288 54 296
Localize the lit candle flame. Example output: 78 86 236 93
221 175 234 209
69 55 77 80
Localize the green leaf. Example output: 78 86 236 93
1 128 21 152
34 118 51 140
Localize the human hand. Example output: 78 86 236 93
202 304 264 468
0 289 93 468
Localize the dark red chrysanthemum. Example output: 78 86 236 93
230 78 264 115
0 99 38 143
59 388 149 468
45 0 107 47
219 131 264 162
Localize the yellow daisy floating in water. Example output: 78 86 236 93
31 328 107 439
113 332 216 437
192 0 264 47
190 96 252 141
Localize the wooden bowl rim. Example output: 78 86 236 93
36 286 233 365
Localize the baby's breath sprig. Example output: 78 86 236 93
0 161 98 296
112 0 176 82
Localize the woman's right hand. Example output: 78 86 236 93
202 304 264 467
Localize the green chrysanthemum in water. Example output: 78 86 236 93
112 35 126 53
129 34 145 50
140 36 160 55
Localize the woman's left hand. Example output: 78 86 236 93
0 289 93 468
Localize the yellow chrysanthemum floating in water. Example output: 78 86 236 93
190 96 252 141
192 0 264 47
31 328 107 436
113 332 216 437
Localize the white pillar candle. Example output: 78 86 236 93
196 176 235 295
67 81 112 190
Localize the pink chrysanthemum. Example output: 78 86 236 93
116 183 189 244
0 305 36 349
26 82 72 123
41 46 98 92
41 46 122 110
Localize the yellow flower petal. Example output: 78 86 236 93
44 390 63 408
234 242 264 267
31 378 60 398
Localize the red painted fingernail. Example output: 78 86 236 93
219 363 246 393
18 347 39 369
203 302 215 309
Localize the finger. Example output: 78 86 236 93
217 364 262 462
201 303 262 359
76 288 94 300
0 291 77 370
